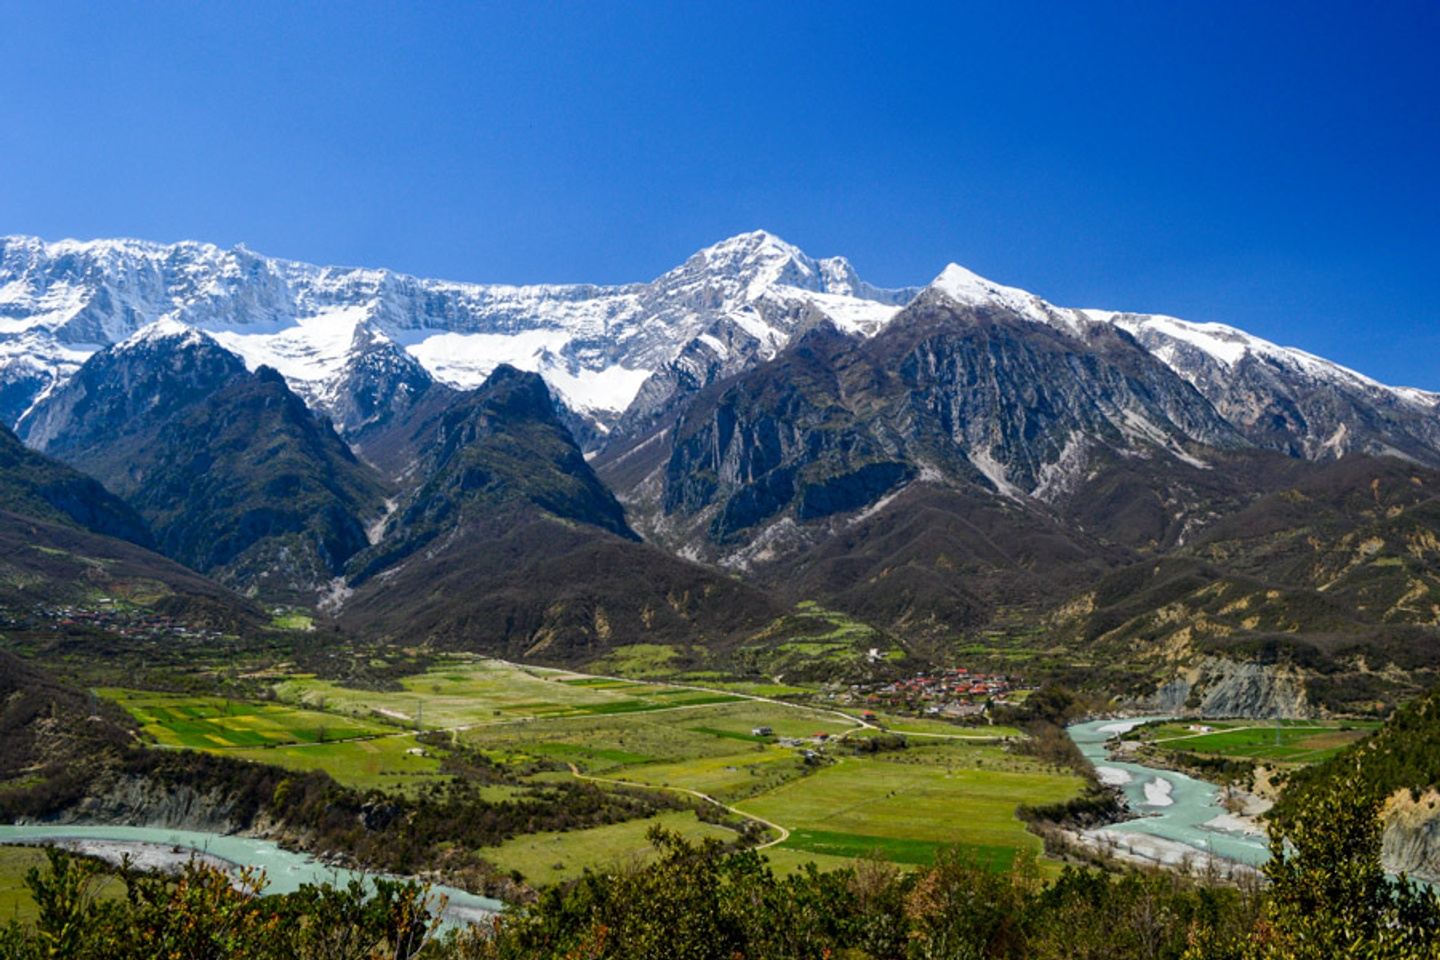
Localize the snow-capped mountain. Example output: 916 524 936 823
3 229 1436 465
927 264 1440 465
0 231 917 438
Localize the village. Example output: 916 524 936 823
6 600 227 643
839 665 1020 721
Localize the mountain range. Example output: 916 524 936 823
3 230 1439 711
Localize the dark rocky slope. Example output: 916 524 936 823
19 327 389 602
340 365 782 664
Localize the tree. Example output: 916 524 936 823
1232 770 1440 960
24 847 111 959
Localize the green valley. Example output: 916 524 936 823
84 655 1084 885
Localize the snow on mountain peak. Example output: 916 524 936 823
928 263 1064 328
927 264 1440 416
4 231 1435 463
118 317 211 350
677 229 826 300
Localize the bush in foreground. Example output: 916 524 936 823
5 774 1440 959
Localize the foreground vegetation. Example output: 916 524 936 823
1277 684 1440 825
5 769 1439 960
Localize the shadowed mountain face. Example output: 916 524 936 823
0 423 265 630
340 364 783 660
0 508 267 632
340 512 783 663
18 327 389 602
0 423 150 545
348 364 635 583
606 293 1242 572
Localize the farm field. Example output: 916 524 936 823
482 811 737 884
0 846 48 924
845 709 1023 739
736 740 1080 872
1139 719 1381 764
461 700 851 766
459 699 859 808
219 734 450 793
98 689 392 748
272 658 744 730
91 658 1076 882
674 677 816 698
0 846 126 924
463 705 1080 874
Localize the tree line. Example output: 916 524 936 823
7 767 1440 959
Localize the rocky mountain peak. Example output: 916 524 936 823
468 363 557 421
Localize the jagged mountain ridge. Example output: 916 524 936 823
595 279 1440 695
604 289 1245 569
4 228 1439 690
346 364 636 585
927 264 1440 465
17 324 390 602
0 231 916 444
6 230 1434 466
336 364 786 664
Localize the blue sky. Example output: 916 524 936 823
2 1 1437 387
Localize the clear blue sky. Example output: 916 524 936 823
2 1 1437 387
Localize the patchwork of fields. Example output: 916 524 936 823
101 689 392 748
272 661 745 729
94 658 1084 884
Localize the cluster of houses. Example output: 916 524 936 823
842 666 1018 720
746 725 828 761
15 600 225 642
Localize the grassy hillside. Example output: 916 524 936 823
1042 459 1440 711
0 509 267 633
1275 685 1440 823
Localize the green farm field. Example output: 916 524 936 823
843 708 1024 739
1141 719 1381 764
482 811 737 883
219 735 450 793
738 740 1079 872
98 689 392 748
0 846 50 925
457 698 860 811
272 659 744 729
96 658 1080 883
0 847 126 925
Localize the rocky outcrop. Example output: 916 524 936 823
1381 788 1440 881
25 773 251 834
1148 656 1311 719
